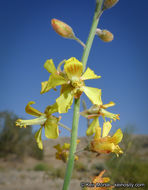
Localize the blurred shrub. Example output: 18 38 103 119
0 111 43 160
106 155 148 187
44 167 65 179
34 163 50 171
75 161 88 172
105 127 148 189
51 167 65 178
91 163 105 172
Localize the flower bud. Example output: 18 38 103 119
51 18 75 39
96 28 114 42
103 0 119 10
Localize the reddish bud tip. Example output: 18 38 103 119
103 0 119 10
51 18 75 39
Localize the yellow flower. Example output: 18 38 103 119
85 170 113 190
90 122 123 157
80 101 120 136
41 57 101 113
54 140 80 163
92 170 110 183
16 101 60 150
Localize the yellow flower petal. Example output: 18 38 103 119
94 126 101 139
55 152 61 160
92 170 110 183
93 142 115 153
41 81 48 94
63 143 70 150
86 118 99 136
50 74 67 86
44 59 57 74
41 75 67 94
75 155 79 161
97 170 106 178
93 141 123 156
60 84 70 94
81 67 101 80
54 145 69 163
25 101 43 117
54 144 62 152
40 76 53 94
102 177 110 183
109 128 123 144
35 127 43 150
102 101 115 109
100 108 120 121
56 88 74 113
44 103 58 115
82 86 102 105
64 57 83 80
62 152 69 162
102 121 112 137
44 117 59 139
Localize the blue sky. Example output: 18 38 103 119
0 0 148 137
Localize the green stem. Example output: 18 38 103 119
82 0 104 72
75 147 86 154
62 1 104 190
58 122 71 132
62 98 80 190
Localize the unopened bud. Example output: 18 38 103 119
51 18 75 39
96 28 114 42
103 0 119 10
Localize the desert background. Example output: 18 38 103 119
0 111 148 190
1 0 148 190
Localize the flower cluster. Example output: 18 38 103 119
15 0 122 188
16 8 123 164
16 57 103 153
80 92 123 156
16 56 123 158
54 140 80 162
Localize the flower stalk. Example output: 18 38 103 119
62 1 104 190
62 98 80 190
58 122 71 132
82 0 104 72
73 36 86 48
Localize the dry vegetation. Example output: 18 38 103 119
0 112 148 190
0 135 148 190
